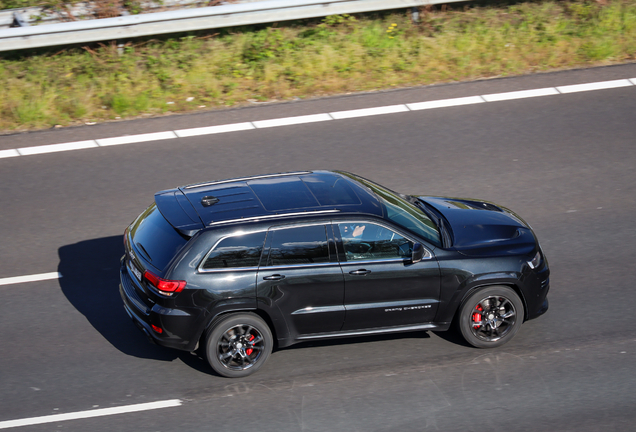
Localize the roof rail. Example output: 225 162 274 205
185 171 312 189
208 209 339 226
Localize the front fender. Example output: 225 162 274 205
435 269 526 324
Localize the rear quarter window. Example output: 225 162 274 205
202 232 267 269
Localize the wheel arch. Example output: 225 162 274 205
457 282 529 322
199 307 280 350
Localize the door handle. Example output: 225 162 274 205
263 274 286 281
349 269 371 276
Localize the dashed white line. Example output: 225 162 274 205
330 104 409 119
556 79 632 94
406 95 485 111
2 77 634 159
0 149 20 159
0 272 62 286
175 122 255 138
0 399 182 430
17 140 98 156
481 87 559 102
252 113 332 128
96 131 177 146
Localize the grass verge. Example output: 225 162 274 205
1 0 635 132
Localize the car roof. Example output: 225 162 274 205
155 171 384 233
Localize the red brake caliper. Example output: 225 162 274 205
245 334 255 356
472 305 483 329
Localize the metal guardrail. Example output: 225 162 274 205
0 0 265 29
0 0 463 52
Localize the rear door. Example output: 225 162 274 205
256 223 345 337
335 221 441 331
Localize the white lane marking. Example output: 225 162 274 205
556 79 632 94
330 104 409 119
252 113 332 128
96 131 177 146
0 399 182 430
175 122 255 138
0 149 20 159
407 96 485 111
2 77 634 159
17 140 98 156
481 87 559 102
0 272 62 286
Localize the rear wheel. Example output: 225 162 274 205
458 286 523 348
205 313 273 378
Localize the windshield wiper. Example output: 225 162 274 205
135 242 153 263
413 198 452 248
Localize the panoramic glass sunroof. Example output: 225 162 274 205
248 177 319 211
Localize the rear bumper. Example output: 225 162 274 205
119 263 199 351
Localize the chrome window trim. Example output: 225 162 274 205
268 221 329 231
198 265 260 274
339 258 407 266
261 262 338 271
335 220 433 261
185 171 312 189
208 209 340 226
197 229 268 273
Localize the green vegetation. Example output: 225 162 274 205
1 0 635 131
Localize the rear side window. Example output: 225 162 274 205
267 225 330 266
130 204 189 270
202 232 266 269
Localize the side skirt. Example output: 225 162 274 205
297 323 442 341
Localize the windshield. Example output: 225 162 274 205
340 173 441 247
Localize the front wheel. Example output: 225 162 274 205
205 313 273 378
458 286 523 348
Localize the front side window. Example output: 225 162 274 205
202 231 266 269
337 222 413 262
267 225 330 266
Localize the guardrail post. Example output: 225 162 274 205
410 6 419 23
11 12 29 27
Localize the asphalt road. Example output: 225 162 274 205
1 63 636 431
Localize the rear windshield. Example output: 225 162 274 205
130 203 189 270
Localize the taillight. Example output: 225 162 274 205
143 271 186 296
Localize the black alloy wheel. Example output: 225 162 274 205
205 313 273 378
458 286 524 348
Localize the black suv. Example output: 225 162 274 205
120 171 549 377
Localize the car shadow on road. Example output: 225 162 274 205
58 235 181 362
432 330 472 348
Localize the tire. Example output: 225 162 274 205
458 286 524 349
204 313 273 378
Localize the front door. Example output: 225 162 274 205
335 222 440 331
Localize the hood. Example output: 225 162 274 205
418 196 536 256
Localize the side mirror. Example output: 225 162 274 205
412 243 425 263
